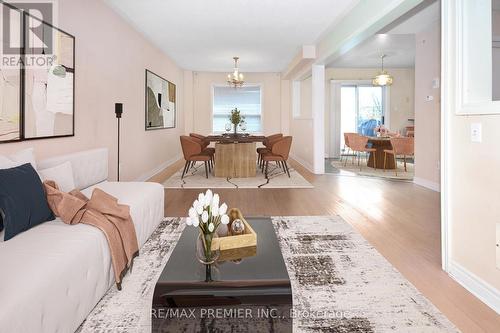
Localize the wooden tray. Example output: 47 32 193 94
211 208 257 253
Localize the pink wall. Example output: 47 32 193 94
0 0 184 181
414 22 441 189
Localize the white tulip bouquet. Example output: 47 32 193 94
187 189 230 263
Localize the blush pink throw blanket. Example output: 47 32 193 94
44 181 139 290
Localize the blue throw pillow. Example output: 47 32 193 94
0 163 55 241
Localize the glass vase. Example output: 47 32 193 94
196 232 220 265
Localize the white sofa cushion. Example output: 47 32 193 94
0 147 37 170
38 161 76 193
38 148 108 190
0 181 164 333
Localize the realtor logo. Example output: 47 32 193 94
1 0 56 55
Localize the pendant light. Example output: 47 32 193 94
372 54 393 86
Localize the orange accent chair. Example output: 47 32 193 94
384 137 414 176
180 136 211 178
261 136 293 178
348 135 377 171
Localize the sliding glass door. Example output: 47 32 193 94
340 85 385 149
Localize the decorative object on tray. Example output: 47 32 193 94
213 208 257 262
229 107 245 135
186 190 230 265
231 219 245 235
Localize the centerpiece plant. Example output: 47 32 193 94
187 189 230 264
229 108 245 135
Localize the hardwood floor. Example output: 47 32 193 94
151 159 500 332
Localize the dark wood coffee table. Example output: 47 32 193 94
152 217 292 332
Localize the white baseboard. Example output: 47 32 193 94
413 177 440 192
290 154 315 173
135 155 182 182
448 260 500 314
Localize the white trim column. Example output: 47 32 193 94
312 64 325 174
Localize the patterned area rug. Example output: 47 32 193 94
162 162 313 189
330 159 414 181
78 216 457 332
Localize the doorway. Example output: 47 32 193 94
339 85 387 151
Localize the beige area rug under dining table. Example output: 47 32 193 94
163 162 313 189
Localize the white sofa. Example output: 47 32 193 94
0 148 164 333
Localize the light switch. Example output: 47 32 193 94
432 78 440 89
497 223 500 269
425 95 434 102
471 123 482 143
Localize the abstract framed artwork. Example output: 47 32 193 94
0 2 75 144
145 69 176 130
23 14 75 139
0 3 22 142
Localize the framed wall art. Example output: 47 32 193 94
145 69 176 130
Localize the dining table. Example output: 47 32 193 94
367 136 395 169
204 134 266 178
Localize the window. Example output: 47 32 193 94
212 85 262 133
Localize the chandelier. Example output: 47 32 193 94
227 57 244 88
372 54 393 86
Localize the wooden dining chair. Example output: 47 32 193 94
343 133 360 166
261 136 292 178
257 133 283 167
348 135 377 171
180 136 212 179
384 137 414 176
341 132 356 163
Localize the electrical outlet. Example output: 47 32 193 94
425 95 434 102
496 223 500 270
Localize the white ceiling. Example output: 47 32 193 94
328 1 440 69
328 34 416 68
104 0 357 72
386 1 440 35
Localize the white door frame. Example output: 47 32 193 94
440 0 450 272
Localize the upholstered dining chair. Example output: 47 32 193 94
348 135 377 171
384 137 414 176
180 136 212 179
261 136 292 179
341 132 357 163
189 133 215 167
257 133 283 167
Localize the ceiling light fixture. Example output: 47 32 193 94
227 57 244 88
372 54 393 86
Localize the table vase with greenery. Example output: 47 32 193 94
229 108 245 135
